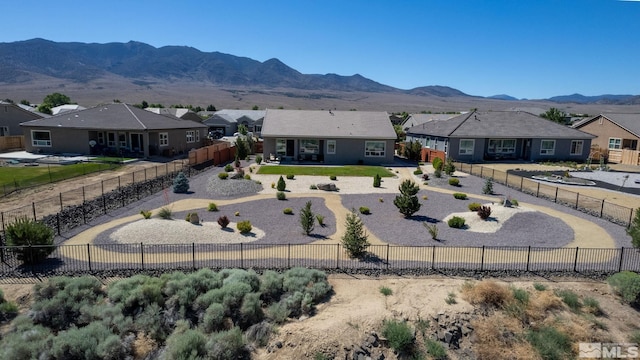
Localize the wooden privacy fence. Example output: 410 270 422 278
421 148 446 163
188 142 236 166
0 135 24 151
454 162 636 228
1 243 639 277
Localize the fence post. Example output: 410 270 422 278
480 167 483 178
619 247 625 272
240 243 244 268
87 244 92 272
628 209 634 229
431 245 436 270
140 243 144 270
32 202 37 221
573 247 579 272
336 243 340 269
600 200 605 218
554 188 558 202
492 168 495 179
520 177 523 191
287 243 291 268
82 187 87 224
192 243 196 269
536 182 540 197
505 172 508 186
59 193 63 212
480 246 485 271
386 244 390 270
526 246 531 272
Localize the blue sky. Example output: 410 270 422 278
1 0 639 99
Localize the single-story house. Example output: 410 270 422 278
145 107 203 122
406 110 595 162
202 110 265 137
20 103 207 157
0 101 45 136
402 113 459 131
573 113 640 164
261 109 396 165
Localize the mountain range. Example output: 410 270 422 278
1 38 639 108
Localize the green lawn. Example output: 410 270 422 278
256 165 395 177
88 156 137 163
0 162 120 193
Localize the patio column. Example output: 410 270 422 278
143 131 150 158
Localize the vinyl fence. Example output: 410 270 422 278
454 162 637 228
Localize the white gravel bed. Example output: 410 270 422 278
251 174 403 194
570 171 640 189
442 204 535 233
110 219 265 244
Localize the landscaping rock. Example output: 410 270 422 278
317 183 338 191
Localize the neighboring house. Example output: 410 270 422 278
20 103 207 157
0 101 44 136
145 107 203 122
51 104 86 115
573 113 640 164
202 110 266 137
261 109 396 165
402 113 459 131
406 110 594 162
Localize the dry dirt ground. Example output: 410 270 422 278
1 275 639 360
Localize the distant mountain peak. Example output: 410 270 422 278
488 94 518 101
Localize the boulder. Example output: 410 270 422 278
317 183 338 191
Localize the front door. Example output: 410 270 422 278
522 139 531 160
286 140 295 157
130 133 144 153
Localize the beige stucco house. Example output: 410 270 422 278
573 113 640 164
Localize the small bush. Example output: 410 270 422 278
444 157 456 176
448 216 466 229
359 206 370 215
453 192 467 200
309 184 317 190
477 206 492 220
255 155 262 165
172 172 190 193
286 174 295 180
158 207 173 219
468 202 482 211
378 197 384 202
554 289 582 312
483 177 494 195
218 172 229 180
234 211 240 216
246 321 273 347
0 289 17 321
425 338 447 360
140 210 152 219
445 292 457 304
276 191 286 200
413 168 423 175
237 220 252 234
380 287 393 296
244 174 251 180
206 327 248 360
329 175 337 181
208 202 219 212
533 283 547 291
382 319 415 355
217 216 230 228
316 214 325 226
165 325 208 360
434 168 442 178
373 173 381 188
283 208 293 215
511 287 530 305
224 164 234 172
462 280 511 308
511 199 519 206
271 182 275 189
432 157 443 171
583 297 603 315
422 195 428 200
5 217 55 264
423 222 438 240
629 330 640 344
526 326 572 360
277 176 286 191
448 178 460 186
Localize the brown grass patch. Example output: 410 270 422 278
133 332 157 360
526 291 564 321
472 313 539 360
461 280 512 308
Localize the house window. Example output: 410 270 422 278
365 141 385 157
119 134 127 148
31 130 51 147
608 138 622 150
299 139 319 154
488 139 516 154
570 140 584 155
186 130 195 143
255 125 262 133
459 139 474 155
195 130 200 142
540 140 556 155
327 140 336 154
97 132 104 145
107 132 116 147
0 126 9 136
275 139 286 156
159 132 169 147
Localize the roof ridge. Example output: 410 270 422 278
124 104 147 130
447 111 475 136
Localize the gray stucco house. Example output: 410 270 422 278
0 101 45 136
406 110 595 162
202 110 265 137
20 103 207 157
261 109 396 165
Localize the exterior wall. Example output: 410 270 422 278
262 137 394 165
578 117 640 151
448 138 486 162
529 138 591 162
25 128 90 154
406 134 448 151
1 104 42 136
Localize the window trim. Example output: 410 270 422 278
195 130 200 142
326 140 336 155
364 141 386 157
459 139 474 155
186 130 195 143
159 132 169 147
540 139 556 155
107 132 116 147
570 140 584 156
118 133 127 148
488 138 516 154
275 139 286 156
608 137 622 150
31 130 52 147
97 132 104 145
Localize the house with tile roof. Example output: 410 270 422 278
261 109 396 165
202 110 266 137
573 113 640 164
20 103 207 157
406 110 595 162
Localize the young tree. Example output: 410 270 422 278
173 172 190 193
5 217 55 264
540 107 568 125
482 177 494 195
403 140 422 161
276 176 286 191
299 201 315 235
393 179 421 218
373 173 382 188
235 137 248 160
628 208 640 248
237 124 248 136
341 209 370 258
444 158 456 176
206 104 216 111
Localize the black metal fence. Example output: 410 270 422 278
454 162 636 228
1 243 639 277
